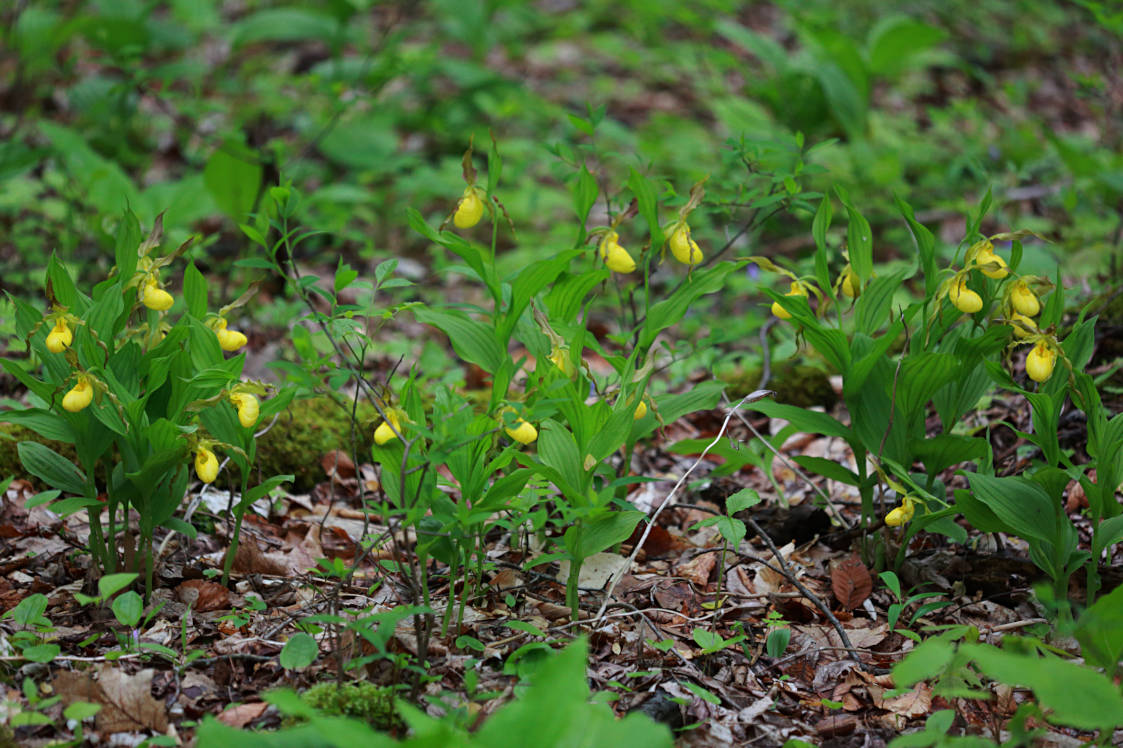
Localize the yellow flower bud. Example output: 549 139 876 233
948 276 983 314
1010 280 1040 317
505 418 538 445
633 399 648 420
195 447 219 484
599 232 636 274
669 224 703 266
141 278 174 311
61 375 93 413
771 281 808 320
230 392 260 429
374 410 402 445
1026 340 1057 383
839 266 860 299
548 346 575 377
214 319 248 352
453 188 484 229
976 248 1009 280
45 318 73 353
1009 313 1038 339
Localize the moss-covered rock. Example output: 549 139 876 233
721 361 836 409
255 396 378 492
293 680 404 732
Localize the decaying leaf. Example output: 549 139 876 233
831 555 872 610
94 665 169 734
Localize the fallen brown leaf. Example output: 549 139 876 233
831 555 873 610
216 701 269 728
95 665 169 734
176 579 230 612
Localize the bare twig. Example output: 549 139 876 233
745 516 867 667
592 390 775 623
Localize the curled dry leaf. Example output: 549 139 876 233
176 579 230 612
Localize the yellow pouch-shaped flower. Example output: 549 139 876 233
839 266 860 299
771 281 808 320
505 418 538 445
230 392 260 429
599 232 636 274
214 319 248 352
1010 280 1040 317
374 409 403 445
948 276 983 314
669 224 703 266
1026 340 1056 383
142 278 174 311
62 375 93 413
454 188 484 229
45 318 73 353
195 447 219 484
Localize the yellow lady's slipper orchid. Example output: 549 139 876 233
230 392 260 429
141 277 174 311
374 409 402 445
1009 313 1038 339
948 276 983 314
453 188 484 229
839 266 860 299
61 375 93 413
45 318 73 353
885 496 917 527
214 319 248 352
669 224 703 266
1026 340 1057 383
975 246 1009 280
195 447 219 484
548 346 575 377
1010 280 1040 317
505 418 538 445
599 231 636 274
633 399 648 420
771 281 808 320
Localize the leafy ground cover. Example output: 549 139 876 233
2 1 1123 746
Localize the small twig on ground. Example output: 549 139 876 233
744 516 868 668
592 390 775 624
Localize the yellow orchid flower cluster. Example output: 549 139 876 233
592 179 711 276
943 235 1060 383
191 388 264 483
38 309 95 413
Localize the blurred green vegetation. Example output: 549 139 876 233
1 0 1120 379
